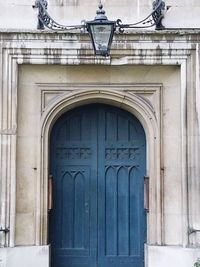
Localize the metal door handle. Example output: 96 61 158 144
48 175 53 211
144 176 149 212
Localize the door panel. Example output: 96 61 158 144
49 104 146 267
58 166 90 252
98 107 146 267
50 107 97 267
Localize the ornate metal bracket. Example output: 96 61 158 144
153 0 165 30
188 227 200 235
33 0 165 32
116 0 165 32
32 0 83 31
0 227 10 234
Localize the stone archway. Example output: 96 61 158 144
39 89 161 248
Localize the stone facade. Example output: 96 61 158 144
1 0 200 29
0 1 200 267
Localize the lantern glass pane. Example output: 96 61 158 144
90 24 113 55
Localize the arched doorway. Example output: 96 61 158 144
49 104 146 267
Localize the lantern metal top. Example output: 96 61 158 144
95 1 107 21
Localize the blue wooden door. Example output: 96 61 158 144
49 104 146 267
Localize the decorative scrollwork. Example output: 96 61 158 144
33 0 84 31
105 148 140 161
152 0 165 30
116 0 165 32
33 0 165 31
56 148 92 160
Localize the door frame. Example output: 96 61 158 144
49 104 147 267
39 86 162 256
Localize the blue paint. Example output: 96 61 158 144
49 104 146 267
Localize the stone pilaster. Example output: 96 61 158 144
187 45 200 246
0 45 18 247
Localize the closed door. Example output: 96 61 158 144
49 104 146 267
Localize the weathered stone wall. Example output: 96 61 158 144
0 28 200 267
0 0 200 30
17 64 181 246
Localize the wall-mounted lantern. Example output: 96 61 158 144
33 0 165 56
86 3 116 56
